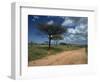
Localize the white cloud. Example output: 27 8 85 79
65 23 87 44
78 17 87 25
32 18 35 21
68 28 76 34
32 16 39 21
47 20 54 25
64 33 87 44
62 18 73 26
75 24 87 34
61 17 88 44
34 16 39 19
67 23 87 34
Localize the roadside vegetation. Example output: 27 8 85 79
28 43 87 61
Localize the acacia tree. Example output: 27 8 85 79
37 24 66 49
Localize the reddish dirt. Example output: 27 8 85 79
28 48 87 66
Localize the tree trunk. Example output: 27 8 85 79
48 35 51 50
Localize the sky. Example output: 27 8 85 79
28 15 88 45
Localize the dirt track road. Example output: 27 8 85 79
28 48 87 66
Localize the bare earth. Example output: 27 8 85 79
28 48 87 66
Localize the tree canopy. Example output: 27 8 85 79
37 23 67 49
38 24 66 35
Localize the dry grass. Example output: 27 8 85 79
28 48 87 66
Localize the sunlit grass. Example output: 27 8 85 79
28 44 87 61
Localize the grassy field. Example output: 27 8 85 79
28 44 87 62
